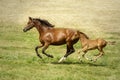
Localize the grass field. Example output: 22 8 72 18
0 0 120 80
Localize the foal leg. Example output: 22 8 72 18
93 47 104 62
82 51 92 61
58 43 75 63
42 43 54 58
78 50 91 61
78 46 90 61
78 49 82 61
35 44 44 58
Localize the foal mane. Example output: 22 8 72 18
34 18 55 27
79 32 89 39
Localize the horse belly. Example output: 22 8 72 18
87 42 98 50
88 45 98 50
51 38 66 45
51 41 66 45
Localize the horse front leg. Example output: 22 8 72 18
35 44 44 58
42 43 54 58
78 50 90 61
77 49 82 61
78 45 90 61
82 51 92 61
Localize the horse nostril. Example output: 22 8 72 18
23 29 26 32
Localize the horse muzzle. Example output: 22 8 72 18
23 28 27 32
23 26 33 32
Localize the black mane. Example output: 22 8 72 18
79 32 89 39
34 18 55 27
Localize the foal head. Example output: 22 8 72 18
23 17 54 32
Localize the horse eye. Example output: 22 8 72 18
27 22 30 24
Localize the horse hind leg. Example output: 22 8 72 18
58 43 75 63
42 43 54 58
93 52 104 62
65 44 75 57
93 47 104 62
58 48 75 63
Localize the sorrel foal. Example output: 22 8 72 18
78 32 115 62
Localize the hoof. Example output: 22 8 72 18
49 55 54 58
79 60 83 63
37 54 42 59
78 59 83 63
91 59 97 62
58 57 66 63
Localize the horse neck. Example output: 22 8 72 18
35 25 52 35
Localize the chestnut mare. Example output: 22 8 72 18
78 32 115 62
23 17 81 63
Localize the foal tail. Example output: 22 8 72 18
107 41 116 45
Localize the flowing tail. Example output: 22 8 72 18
107 41 116 45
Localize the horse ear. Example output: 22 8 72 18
29 17 32 20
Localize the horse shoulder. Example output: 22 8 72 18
39 31 53 44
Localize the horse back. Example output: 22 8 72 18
40 28 79 45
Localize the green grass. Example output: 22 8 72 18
0 0 120 80
0 22 120 80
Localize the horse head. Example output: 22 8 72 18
23 17 54 32
23 17 40 32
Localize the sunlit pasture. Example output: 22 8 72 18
0 0 120 80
